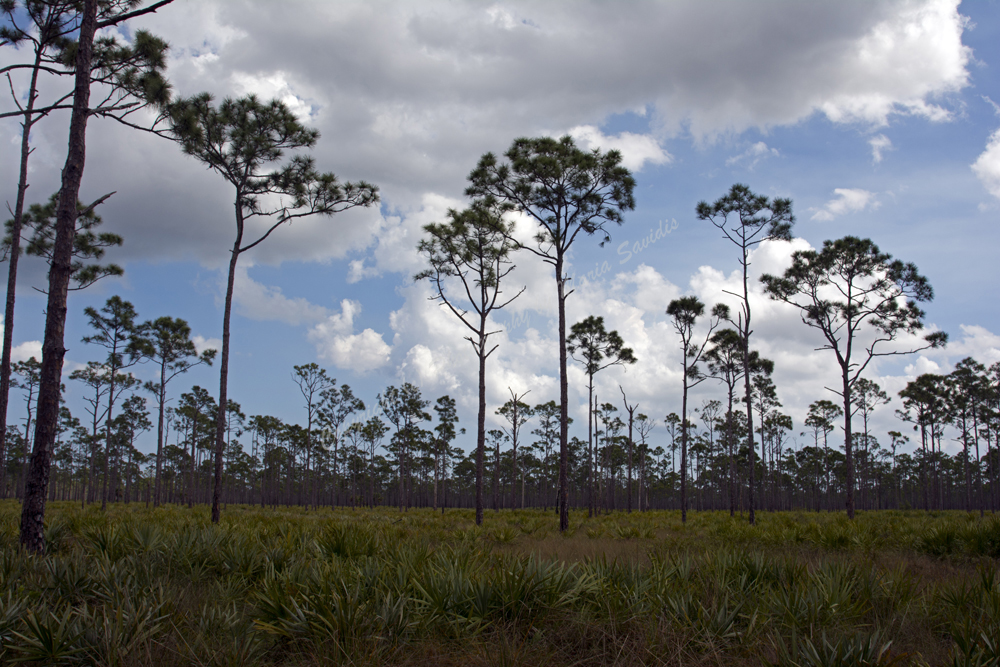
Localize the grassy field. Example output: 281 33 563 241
0 502 998 666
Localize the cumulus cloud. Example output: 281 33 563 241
810 0 968 126
309 299 392 373
398 344 462 392
231 267 331 325
192 335 222 356
0 0 969 270
972 129 1000 200
725 141 779 170
918 324 1000 367
810 188 879 221
0 317 42 364
11 341 42 363
348 193 461 283
567 125 671 171
357 230 991 458
869 134 892 163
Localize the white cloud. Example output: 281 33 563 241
0 317 42 364
869 134 892 163
363 233 996 458
2 0 968 270
399 344 462 392
192 335 221 356
725 141 779 170
810 188 880 221
11 340 42 363
231 266 331 325
985 96 1000 117
230 71 318 122
904 356 942 376
567 125 671 172
918 323 1000 367
810 0 968 126
972 129 1000 200
348 192 461 283
309 299 392 373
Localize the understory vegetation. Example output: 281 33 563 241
0 503 998 666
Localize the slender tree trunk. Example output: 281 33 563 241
212 209 243 522
188 416 196 508
20 0 97 554
681 364 689 523
511 412 519 510
557 261 569 531
0 48 44 500
475 327 486 525
740 248 756 525
842 368 855 519
433 448 439 511
100 368 119 511
920 420 928 512
19 392 34 499
587 377 594 517
626 403 634 514
153 367 166 508
727 390 735 517
971 409 983 517
492 438 499 512
962 416 972 513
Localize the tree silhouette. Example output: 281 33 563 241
667 296 726 522
698 183 793 525
619 386 640 514
168 93 378 523
567 315 636 517
81 296 143 510
432 396 459 512
292 363 333 508
487 428 508 512
133 316 214 507
416 199 522 525
69 361 126 505
1 2 172 516
852 377 889 509
467 135 636 531
378 383 430 511
317 381 364 507
497 389 532 510
531 400 570 512
897 373 947 511
1 5 78 470
946 358 989 515
805 399 842 511
18 0 175 553
3 194 126 501
634 413 655 511
360 416 388 507
177 386 216 508
762 235 947 518
748 359 778 509
110 394 151 502
9 356 40 498
704 328 746 516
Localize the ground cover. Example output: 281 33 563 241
0 502 997 666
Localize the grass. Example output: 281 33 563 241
0 501 997 666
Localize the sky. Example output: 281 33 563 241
2 0 1000 459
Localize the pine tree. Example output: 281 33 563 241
168 93 378 523
467 136 635 530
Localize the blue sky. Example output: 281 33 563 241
3 0 1000 457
